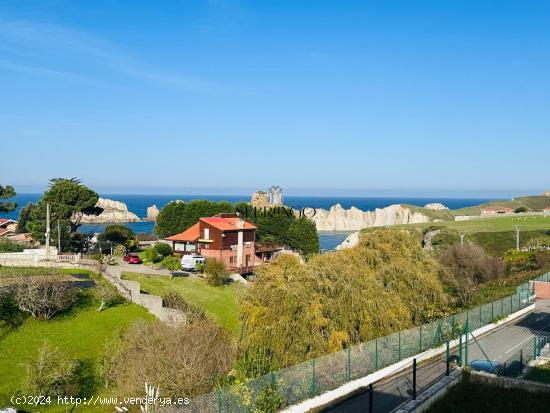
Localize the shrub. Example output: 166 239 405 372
503 250 539 272
144 247 161 263
162 292 207 324
153 242 173 258
104 319 235 398
14 275 78 319
515 206 528 213
95 282 121 312
204 258 227 286
160 255 181 272
0 239 24 252
22 341 79 397
113 244 126 256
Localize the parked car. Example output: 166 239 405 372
469 359 504 375
123 253 143 264
181 254 205 271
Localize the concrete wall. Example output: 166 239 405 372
470 370 550 394
534 281 550 299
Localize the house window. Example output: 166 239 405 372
229 256 235 264
204 228 210 240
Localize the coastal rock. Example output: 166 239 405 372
336 231 360 250
310 204 429 231
79 198 140 224
251 191 270 208
424 203 448 211
146 205 159 221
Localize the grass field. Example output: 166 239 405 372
425 376 550 413
121 272 241 336
388 215 550 256
0 269 153 411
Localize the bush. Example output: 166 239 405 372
143 247 161 263
95 282 121 311
113 244 126 256
204 259 227 286
0 239 24 252
22 341 79 397
503 250 539 272
162 292 207 324
104 319 235 398
14 275 78 319
515 206 528 213
439 244 504 306
161 255 181 272
153 242 173 258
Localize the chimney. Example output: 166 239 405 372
236 218 245 229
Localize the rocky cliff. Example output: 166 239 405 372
146 205 159 221
79 198 140 224
311 203 429 232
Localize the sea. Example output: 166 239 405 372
1 194 494 251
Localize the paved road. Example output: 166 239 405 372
320 299 550 413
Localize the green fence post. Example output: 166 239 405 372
347 347 351 381
216 390 222 413
538 336 541 357
419 325 423 352
398 331 402 361
510 295 513 314
501 298 504 315
459 333 463 366
375 338 379 369
491 301 494 321
446 341 450 376
311 359 317 396
534 337 537 360
271 371 276 386
465 319 469 366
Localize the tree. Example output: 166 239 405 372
95 282 120 312
14 276 78 319
205 258 228 286
0 185 17 212
154 200 234 238
16 203 34 233
23 341 79 397
240 230 447 368
287 217 320 257
154 242 173 258
27 178 101 244
104 319 235 398
98 225 136 245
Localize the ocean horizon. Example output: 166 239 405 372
1 193 497 250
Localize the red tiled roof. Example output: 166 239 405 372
0 228 12 236
200 216 256 231
0 218 16 226
166 223 200 242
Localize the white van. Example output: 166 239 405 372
181 254 205 271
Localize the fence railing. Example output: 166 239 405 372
170 272 548 413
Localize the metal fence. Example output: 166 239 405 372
168 272 548 413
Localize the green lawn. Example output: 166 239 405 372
121 272 241 336
0 270 153 411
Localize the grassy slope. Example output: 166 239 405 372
525 361 550 384
0 269 153 411
121 272 241 336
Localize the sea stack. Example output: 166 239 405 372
79 198 140 223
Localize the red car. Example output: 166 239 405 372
123 253 142 264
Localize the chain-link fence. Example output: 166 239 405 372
166 272 547 413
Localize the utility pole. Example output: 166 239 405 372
45 203 51 257
57 220 61 253
515 225 521 250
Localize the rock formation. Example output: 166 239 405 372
251 191 271 208
544 191 550 197
79 198 140 224
424 203 448 211
310 203 429 231
423 229 441 251
336 231 360 250
146 205 159 221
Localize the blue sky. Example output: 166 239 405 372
0 1 549 197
